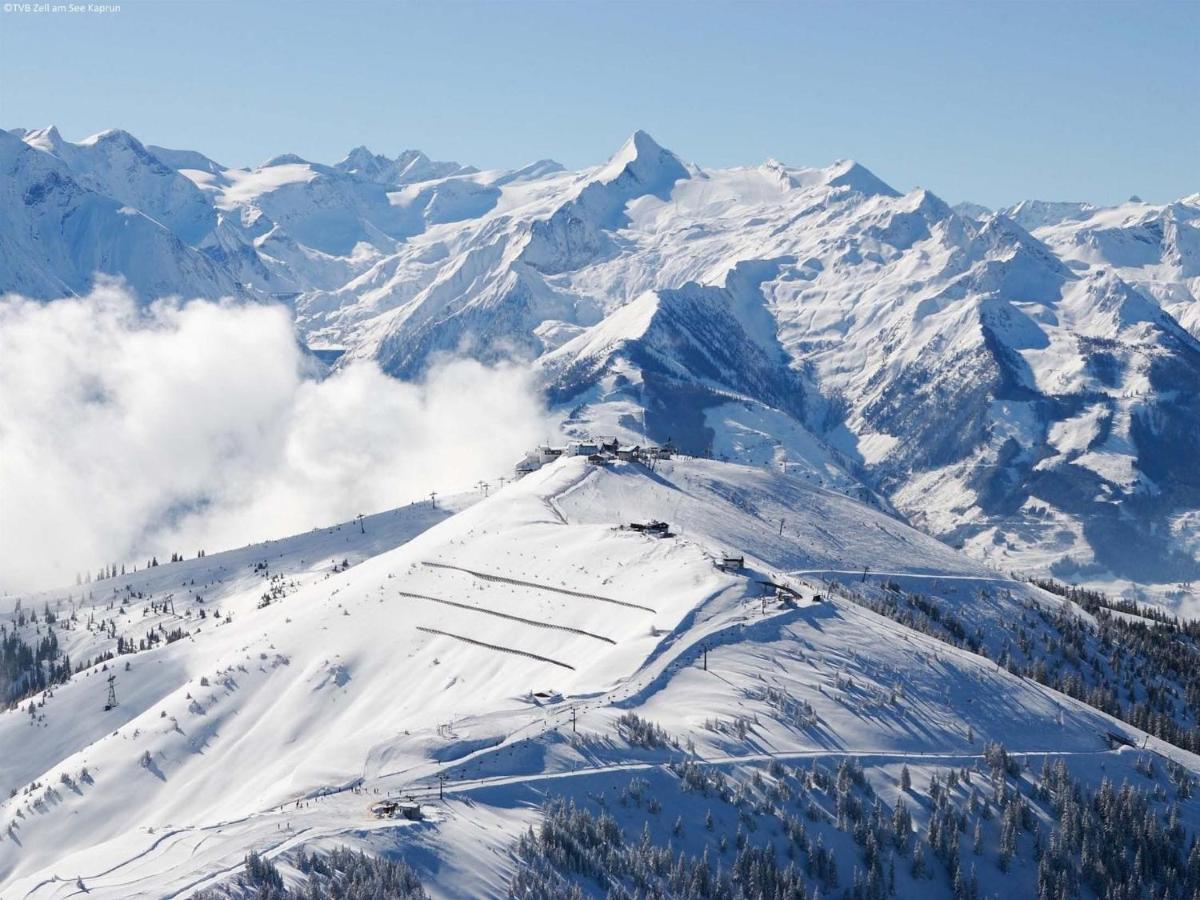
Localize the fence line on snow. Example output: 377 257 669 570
415 626 576 670
422 561 655 613
398 591 616 644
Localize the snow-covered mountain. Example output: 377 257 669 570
6 455 1200 898
0 130 238 300
1015 196 1200 336
333 145 478 185
4 126 1199 596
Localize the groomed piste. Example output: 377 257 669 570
3 455 1200 898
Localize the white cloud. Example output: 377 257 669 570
0 284 557 593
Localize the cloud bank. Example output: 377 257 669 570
0 284 557 593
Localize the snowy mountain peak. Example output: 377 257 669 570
519 132 690 274
334 144 397 178
79 127 135 145
19 125 65 155
1083 267 1170 328
758 158 808 191
260 152 311 168
335 143 374 165
332 144 475 185
594 129 689 190
146 143 227 175
607 129 665 166
824 158 899 197
953 200 993 220
510 158 566 179
341 144 376 163
901 186 953 217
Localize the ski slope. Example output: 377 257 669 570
2 456 1198 898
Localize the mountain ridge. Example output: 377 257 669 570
4 125 1199 600
5 454 1200 898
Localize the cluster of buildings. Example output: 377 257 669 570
510 436 755 582
515 438 674 477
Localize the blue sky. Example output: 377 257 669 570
2 0 1195 207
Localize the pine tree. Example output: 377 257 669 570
912 841 926 879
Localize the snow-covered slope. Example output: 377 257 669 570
1021 196 1200 335
4 125 1199 595
4 456 1200 898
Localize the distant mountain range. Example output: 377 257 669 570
4 125 1199 594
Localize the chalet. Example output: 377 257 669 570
717 554 744 572
630 520 671 537
587 453 609 466
616 445 641 461
568 441 600 457
650 440 676 458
